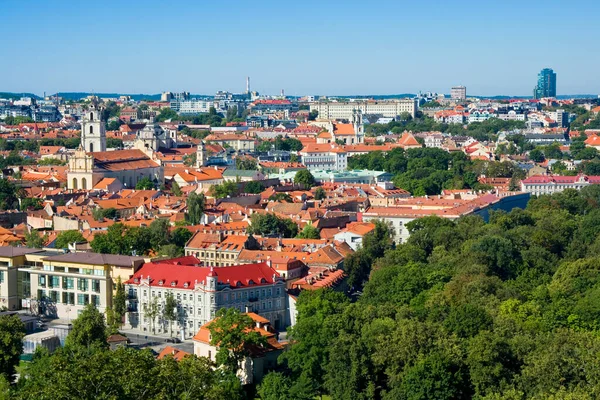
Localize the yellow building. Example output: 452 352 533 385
24 252 144 319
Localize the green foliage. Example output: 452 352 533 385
113 276 127 327
155 108 179 122
185 192 205 224
209 180 239 199
247 213 299 238
294 169 315 187
106 137 124 148
135 176 155 190
314 186 326 200
54 230 86 249
529 148 545 162
37 158 66 166
296 224 320 239
16 345 243 399
244 180 265 194
170 180 182 196
208 308 267 374
163 292 178 336
235 157 258 170
0 315 25 382
65 304 107 348
421 100 442 108
0 178 22 210
25 230 46 248
20 197 43 211
273 188 600 399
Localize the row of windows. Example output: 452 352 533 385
38 276 100 292
37 290 100 306
135 287 282 302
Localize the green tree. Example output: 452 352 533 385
209 180 239 199
208 308 266 374
65 304 107 348
296 224 320 239
235 157 257 170
171 180 182 196
185 192 206 224
529 148 545 163
20 197 43 210
163 292 178 337
156 108 179 122
145 296 159 334
0 314 25 382
171 227 193 248
0 179 21 210
248 213 298 238
54 230 86 249
135 177 155 190
25 230 45 248
294 169 315 187
113 276 127 327
244 181 265 194
314 186 326 200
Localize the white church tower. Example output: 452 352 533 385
81 102 106 153
196 141 207 168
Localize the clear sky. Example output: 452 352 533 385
2 0 599 97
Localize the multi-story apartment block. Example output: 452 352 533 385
299 144 347 171
24 252 144 319
124 261 287 337
0 247 43 311
310 99 418 120
451 86 467 101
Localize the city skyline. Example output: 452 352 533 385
2 0 600 96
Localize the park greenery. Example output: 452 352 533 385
90 220 192 257
364 115 526 142
258 186 600 399
247 213 299 238
0 304 244 399
256 136 303 153
348 147 524 195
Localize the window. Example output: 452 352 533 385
89 125 94 134
38 275 46 287
50 291 59 303
63 277 74 290
51 276 60 288
77 278 88 291
92 280 100 293
91 295 100 306
0 271 3 284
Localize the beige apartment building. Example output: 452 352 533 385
310 99 418 119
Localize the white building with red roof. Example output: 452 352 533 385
124 260 287 337
520 174 600 195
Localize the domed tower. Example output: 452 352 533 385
81 102 106 153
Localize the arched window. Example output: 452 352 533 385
90 112 93 121
89 125 94 134
81 177 87 190
72 178 78 190
89 142 94 152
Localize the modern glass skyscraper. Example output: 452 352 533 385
533 68 557 99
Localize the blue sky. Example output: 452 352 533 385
2 0 599 96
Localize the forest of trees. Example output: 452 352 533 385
257 186 600 399
348 147 524 195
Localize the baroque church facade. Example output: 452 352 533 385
67 104 164 191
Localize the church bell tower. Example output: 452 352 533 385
81 102 107 153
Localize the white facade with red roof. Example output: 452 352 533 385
124 260 287 337
521 174 600 195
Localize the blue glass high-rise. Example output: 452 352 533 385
533 68 557 99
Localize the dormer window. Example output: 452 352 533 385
183 282 189 288
171 281 176 287
260 278 267 284
158 280 164 286
134 278 139 283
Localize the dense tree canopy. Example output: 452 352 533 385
247 213 299 238
266 188 600 399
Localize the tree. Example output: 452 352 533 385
296 224 320 239
163 292 178 337
156 108 179 122
314 186 326 200
135 177 155 190
145 296 159 334
529 148 545 163
208 308 266 374
171 227 193 248
65 304 107 348
157 244 183 258
0 314 24 382
25 230 45 248
113 277 127 327
248 213 298 238
171 180 182 196
294 169 315 187
185 192 205 224
235 157 257 170
54 230 86 249
210 180 238 199
20 197 43 211
0 179 20 210
244 181 264 194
